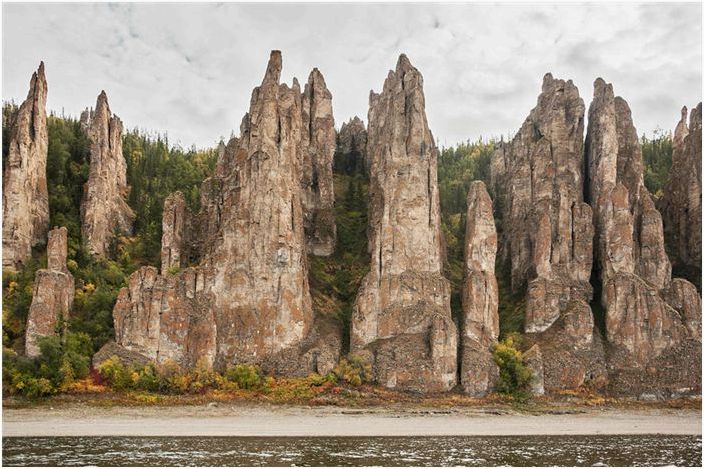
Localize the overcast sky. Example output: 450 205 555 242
2 2 702 149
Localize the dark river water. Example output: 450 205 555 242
2 434 701 466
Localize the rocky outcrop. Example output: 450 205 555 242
659 103 702 288
586 79 701 396
25 227 74 357
2 62 49 271
335 116 367 175
105 52 341 375
490 74 603 391
351 55 457 392
460 181 499 396
160 191 191 274
300 69 336 256
80 91 135 257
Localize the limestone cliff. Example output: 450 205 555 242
300 68 336 256
160 191 192 274
586 79 701 396
80 91 135 257
107 52 340 375
659 103 702 288
490 74 605 392
25 227 74 357
3 62 49 271
351 54 457 392
460 181 499 396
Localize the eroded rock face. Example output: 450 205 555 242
107 52 340 375
659 104 702 288
586 79 701 395
491 74 593 333
490 74 602 391
335 116 367 175
80 91 135 257
25 227 74 357
2 63 49 271
160 191 191 274
351 55 457 392
300 69 336 256
460 181 499 396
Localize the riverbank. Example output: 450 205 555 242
3 403 701 437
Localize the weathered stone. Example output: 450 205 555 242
586 79 701 393
335 116 367 175
80 91 135 257
25 227 74 357
522 345 545 396
490 74 600 391
2 62 49 271
300 68 336 256
160 191 191 274
351 54 457 392
460 181 499 396
491 74 593 336
113 266 215 367
524 301 608 393
108 52 340 375
659 103 702 288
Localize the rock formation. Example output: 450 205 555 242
300 69 337 256
80 91 135 257
106 51 340 375
160 191 192 274
2 62 49 271
586 79 701 396
335 116 367 175
491 74 605 392
25 227 74 357
460 181 499 396
659 103 702 288
351 54 457 392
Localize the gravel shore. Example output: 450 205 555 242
3 405 701 437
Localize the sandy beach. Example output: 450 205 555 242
3 405 701 437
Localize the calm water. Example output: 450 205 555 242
2 435 701 466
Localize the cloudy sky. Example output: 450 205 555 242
2 2 702 149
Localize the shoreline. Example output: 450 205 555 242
3 405 701 437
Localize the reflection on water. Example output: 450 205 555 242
2 434 701 467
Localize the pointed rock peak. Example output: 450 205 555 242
675 105 691 145
467 180 491 206
307 67 327 87
593 77 613 98
395 53 415 74
542 72 554 89
96 90 111 114
37 61 46 81
263 50 282 85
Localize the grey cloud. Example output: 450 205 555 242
2 2 701 149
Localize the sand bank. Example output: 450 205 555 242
3 405 701 437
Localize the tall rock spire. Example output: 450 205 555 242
490 74 604 392
351 54 457 392
300 68 337 256
80 91 135 257
2 62 50 271
25 227 74 357
659 103 702 289
586 79 701 395
460 181 499 396
108 51 340 376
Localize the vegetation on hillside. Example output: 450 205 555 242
1 106 676 398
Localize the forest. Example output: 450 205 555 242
1 105 677 397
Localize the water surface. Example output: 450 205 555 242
3 434 701 466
